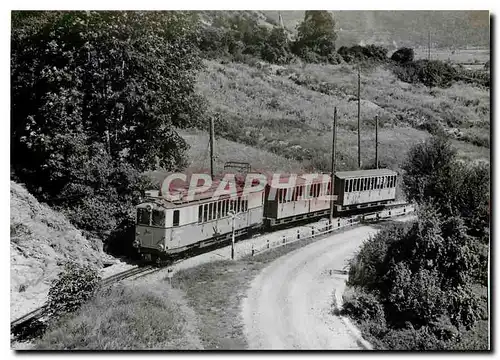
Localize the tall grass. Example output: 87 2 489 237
35 283 203 350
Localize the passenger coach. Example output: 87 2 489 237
333 169 397 211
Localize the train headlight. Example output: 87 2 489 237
133 240 140 248
157 243 165 252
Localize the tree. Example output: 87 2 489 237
402 136 490 237
261 27 290 64
11 11 206 236
294 11 337 59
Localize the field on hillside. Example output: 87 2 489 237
413 48 490 64
195 59 489 173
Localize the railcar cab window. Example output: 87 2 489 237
137 208 151 226
152 209 165 227
172 210 179 227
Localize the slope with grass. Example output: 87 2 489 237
196 59 489 173
10 181 107 320
35 283 203 350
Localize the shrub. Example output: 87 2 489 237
342 288 386 327
391 47 414 63
47 262 101 319
338 44 388 63
392 60 457 88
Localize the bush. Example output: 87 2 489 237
342 288 386 327
47 262 101 319
338 44 388 63
392 59 457 88
391 47 414 63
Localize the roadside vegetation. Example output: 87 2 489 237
341 136 489 350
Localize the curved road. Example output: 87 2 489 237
242 225 379 350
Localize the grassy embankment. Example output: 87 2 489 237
35 283 203 350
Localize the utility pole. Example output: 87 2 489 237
329 107 337 225
357 66 361 169
229 211 236 260
209 115 215 180
428 30 431 61
375 115 379 169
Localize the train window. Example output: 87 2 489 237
152 210 165 227
217 201 222 219
364 178 368 190
137 208 151 226
203 204 208 222
369 177 373 190
344 180 348 192
356 179 360 191
172 210 180 227
297 186 303 199
348 179 352 192
221 200 226 217
198 206 203 223
209 203 214 221
237 197 241 212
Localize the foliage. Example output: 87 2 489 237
342 288 386 327
47 262 101 318
392 59 458 88
390 47 415 63
261 27 290 64
11 11 205 237
338 44 388 63
402 136 490 237
198 14 293 65
343 135 489 349
293 11 340 63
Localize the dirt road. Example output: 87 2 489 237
242 225 378 350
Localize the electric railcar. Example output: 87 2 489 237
134 168 398 261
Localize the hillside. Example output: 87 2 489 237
10 182 108 320
195 59 489 173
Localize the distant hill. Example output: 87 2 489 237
259 11 490 49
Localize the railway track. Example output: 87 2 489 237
10 264 163 340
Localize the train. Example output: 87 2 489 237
133 167 400 262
